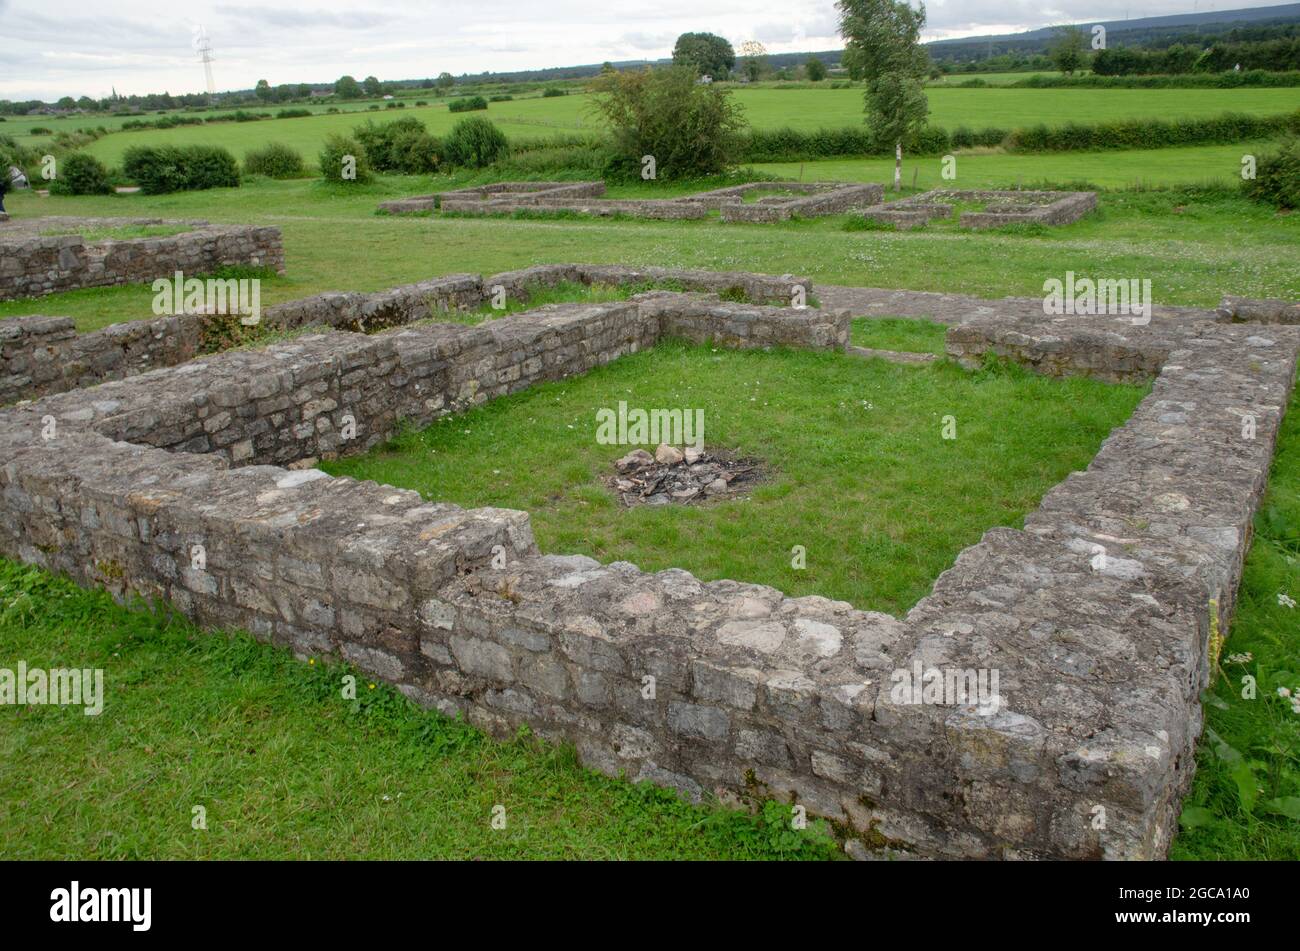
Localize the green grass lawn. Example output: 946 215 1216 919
0 559 839 860
57 87 1299 169
2 171 1295 332
321 342 1144 616
752 139 1284 189
851 317 949 354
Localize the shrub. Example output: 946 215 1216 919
448 95 489 113
243 142 306 179
49 151 111 195
489 94 513 102
29 126 52 135
590 65 744 179
122 144 240 194
318 133 373 183
276 108 312 119
1242 136 1300 209
542 87 567 97
353 117 440 173
441 116 508 168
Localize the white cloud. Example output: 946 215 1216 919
6 0 1298 100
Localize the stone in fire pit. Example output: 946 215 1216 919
608 444 767 506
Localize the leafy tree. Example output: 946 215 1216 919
1049 25 1087 76
436 72 455 92
590 64 745 180
837 0 930 191
363 76 382 97
254 79 273 102
334 75 362 99
739 40 767 82
672 32 736 80
805 56 828 81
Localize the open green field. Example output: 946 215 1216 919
7 85 1289 168
752 139 1282 188
322 342 1143 616
2 166 1295 333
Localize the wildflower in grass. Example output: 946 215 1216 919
1278 686 1291 698
1227 652 1253 664
1279 592 1297 608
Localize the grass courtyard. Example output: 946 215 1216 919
322 342 1145 616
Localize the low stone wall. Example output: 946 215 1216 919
0 265 811 405
861 189 1096 230
1217 295 1300 325
379 182 606 215
4 265 1292 859
25 292 841 469
443 196 709 220
719 184 884 223
486 263 810 306
381 180 885 223
0 218 284 301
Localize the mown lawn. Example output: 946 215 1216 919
323 342 1144 616
0 559 839 860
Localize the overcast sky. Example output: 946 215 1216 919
2 0 1295 101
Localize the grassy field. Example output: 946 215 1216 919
4 85 1290 167
322 342 1144 616
2 169 1295 332
751 139 1285 189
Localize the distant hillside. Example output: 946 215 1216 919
424 3 1300 83
928 2 1300 61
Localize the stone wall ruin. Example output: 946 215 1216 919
0 217 285 301
1 265 1296 861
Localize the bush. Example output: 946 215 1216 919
542 87 567 97
122 144 240 194
1007 109 1300 152
243 142 306 179
353 117 440 173
489 94 513 102
318 133 373 183
29 127 52 135
591 65 745 179
1242 136 1300 209
49 151 111 195
441 116 508 168
448 95 488 113
276 108 312 119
